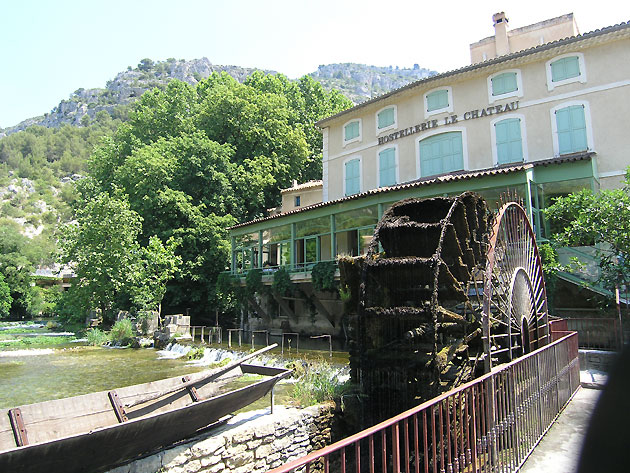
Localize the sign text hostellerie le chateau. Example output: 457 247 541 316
378 100 520 145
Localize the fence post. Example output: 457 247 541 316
535 355 543 437
553 343 560 413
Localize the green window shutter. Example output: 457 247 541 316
379 148 397 187
377 108 395 129
345 159 360 196
495 118 523 164
344 121 360 141
426 90 449 112
551 56 580 82
491 72 518 96
419 132 463 177
556 105 587 154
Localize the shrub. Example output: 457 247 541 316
87 327 110 346
109 319 134 345
187 346 206 360
311 261 337 292
290 361 349 407
272 267 293 296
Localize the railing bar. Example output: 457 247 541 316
414 414 420 473
496 375 504 473
479 380 490 471
423 410 429 473
355 441 360 473
432 406 437 473
369 434 375 473
439 402 445 473
446 398 452 473
404 418 410 473
382 429 387 473
340 446 346 473
393 423 401 473
504 371 514 471
458 391 464 473
469 388 477 473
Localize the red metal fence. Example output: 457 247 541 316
564 318 621 351
268 332 579 473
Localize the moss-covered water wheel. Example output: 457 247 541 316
350 192 492 423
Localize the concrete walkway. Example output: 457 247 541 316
519 387 601 473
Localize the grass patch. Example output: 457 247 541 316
0 336 75 349
86 328 110 346
109 319 134 345
290 360 349 407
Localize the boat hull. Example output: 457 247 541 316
0 366 289 473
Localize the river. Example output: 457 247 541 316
0 339 349 409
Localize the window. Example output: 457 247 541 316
294 195 301 207
555 105 588 155
426 90 449 112
546 53 586 90
488 70 522 103
551 56 580 82
378 147 397 187
494 118 523 164
343 119 361 145
376 106 396 132
418 132 463 177
492 72 517 96
344 158 361 196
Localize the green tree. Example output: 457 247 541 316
544 169 630 295
58 190 143 323
0 273 11 318
81 71 350 320
0 221 43 318
130 236 182 314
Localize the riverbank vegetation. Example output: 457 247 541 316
290 360 350 407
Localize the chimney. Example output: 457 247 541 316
493 12 510 56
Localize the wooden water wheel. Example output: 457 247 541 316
482 200 550 371
344 192 550 423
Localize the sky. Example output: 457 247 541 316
2 0 630 128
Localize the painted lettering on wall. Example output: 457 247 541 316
378 101 519 145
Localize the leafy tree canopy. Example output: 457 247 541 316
81 72 351 320
544 168 630 294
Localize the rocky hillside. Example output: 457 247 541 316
1 58 276 136
310 63 436 104
1 59 436 136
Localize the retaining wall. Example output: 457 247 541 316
107 403 334 473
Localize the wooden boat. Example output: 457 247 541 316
0 344 291 473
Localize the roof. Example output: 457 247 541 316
280 180 323 194
470 13 577 48
316 20 630 127
229 152 594 230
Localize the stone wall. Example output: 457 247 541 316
107 403 334 473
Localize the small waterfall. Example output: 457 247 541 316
157 343 192 359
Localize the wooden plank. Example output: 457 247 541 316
108 391 128 423
8 409 28 447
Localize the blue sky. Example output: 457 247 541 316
1 0 629 128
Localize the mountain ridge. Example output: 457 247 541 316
1 58 436 136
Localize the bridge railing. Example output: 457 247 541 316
267 332 579 473
565 317 622 351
